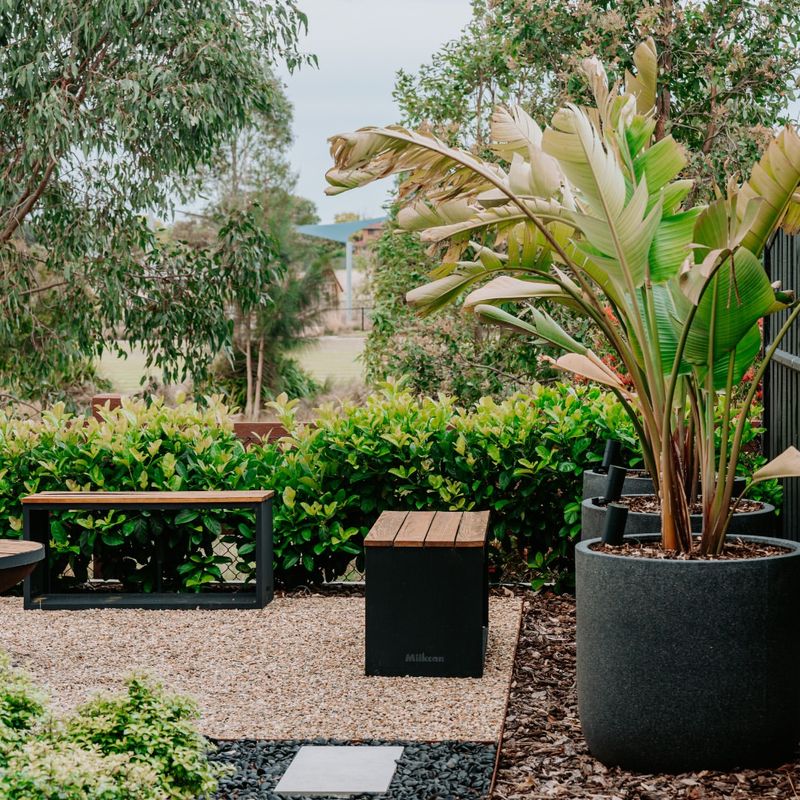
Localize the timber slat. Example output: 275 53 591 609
424 511 462 547
455 510 491 547
364 510 408 547
393 510 436 547
365 510 490 548
22 490 274 506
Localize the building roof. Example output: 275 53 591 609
296 216 387 244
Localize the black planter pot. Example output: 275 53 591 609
581 470 746 501
575 534 800 772
582 469 653 499
580 495 776 541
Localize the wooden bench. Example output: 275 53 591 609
0 540 44 593
21 491 274 610
364 510 490 678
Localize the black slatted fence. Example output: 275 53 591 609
764 231 800 540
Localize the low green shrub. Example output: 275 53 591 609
255 381 638 588
0 657 223 799
0 654 46 768
2 740 162 800
0 385 776 591
0 397 258 591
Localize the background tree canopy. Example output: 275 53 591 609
0 0 312 403
395 0 800 191
373 0 800 403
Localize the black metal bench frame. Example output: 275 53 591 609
23 492 273 610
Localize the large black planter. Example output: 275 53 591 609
575 534 800 772
581 470 746 501
582 469 652 499
581 495 776 541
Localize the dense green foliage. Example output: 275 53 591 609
175 77 329 414
0 657 222 799
0 399 258 591
175 186 328 412
0 0 311 402
364 219 586 404
260 381 638 588
0 389 776 590
396 0 800 193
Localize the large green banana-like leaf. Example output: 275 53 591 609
706 323 761 391
490 106 563 198
624 37 657 114
649 208 703 283
416 198 566 244
490 105 544 158
405 263 496 315
542 104 626 221
569 180 663 289
648 283 691 376
739 125 800 255
463 275 569 309
473 304 588 355
549 352 633 395
396 199 475 232
753 446 800 482
662 180 694 215
682 247 777 365
326 125 505 201
633 136 687 197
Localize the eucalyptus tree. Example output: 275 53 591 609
326 38 800 554
0 0 312 400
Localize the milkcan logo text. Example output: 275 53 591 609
405 653 445 663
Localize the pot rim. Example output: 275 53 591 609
576 533 800 564
583 495 775 516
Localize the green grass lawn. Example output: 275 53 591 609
97 336 366 394
296 335 365 382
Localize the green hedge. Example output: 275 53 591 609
0 385 776 591
255 381 637 588
0 399 258 591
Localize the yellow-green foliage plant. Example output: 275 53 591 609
0 654 224 799
326 38 800 555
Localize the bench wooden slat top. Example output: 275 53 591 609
365 510 489 548
456 510 491 547
22 490 274 506
0 540 42 556
393 510 436 547
365 510 408 547
424 511 462 547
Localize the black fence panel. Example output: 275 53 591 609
764 231 800 540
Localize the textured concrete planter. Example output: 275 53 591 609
575 534 800 772
580 495 776 541
581 470 746 501
582 469 653 499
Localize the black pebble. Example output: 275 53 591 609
208 738 496 800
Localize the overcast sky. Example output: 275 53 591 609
279 0 473 223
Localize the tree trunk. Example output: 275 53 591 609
654 0 674 141
253 334 265 421
244 317 253 419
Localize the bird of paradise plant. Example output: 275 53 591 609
325 38 800 555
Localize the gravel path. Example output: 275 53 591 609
0 595 521 742
210 739 496 799
494 593 800 799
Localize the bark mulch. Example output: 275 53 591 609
493 593 800 800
